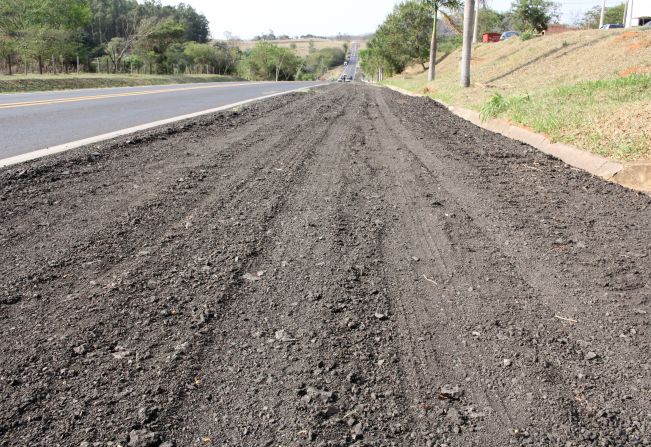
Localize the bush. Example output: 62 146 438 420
297 72 317 81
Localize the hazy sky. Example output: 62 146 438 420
160 0 617 39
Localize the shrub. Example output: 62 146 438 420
480 92 530 121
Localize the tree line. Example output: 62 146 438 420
0 0 348 80
0 0 221 75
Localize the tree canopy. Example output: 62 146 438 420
0 0 212 74
360 0 462 81
509 0 560 32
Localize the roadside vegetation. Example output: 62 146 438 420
359 1 463 80
0 0 350 91
364 0 650 160
360 0 561 81
479 75 651 160
239 43 347 81
0 74 242 93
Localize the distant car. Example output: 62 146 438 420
344 61 348 66
600 24 624 29
500 31 520 40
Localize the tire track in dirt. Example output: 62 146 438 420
165 88 414 446
374 86 650 446
365 88 519 445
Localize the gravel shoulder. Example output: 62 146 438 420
1 84 649 447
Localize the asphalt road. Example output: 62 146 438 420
0 80 323 160
339 41 359 81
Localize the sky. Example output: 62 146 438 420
160 0 622 40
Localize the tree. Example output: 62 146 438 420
85 0 139 50
386 2 434 71
103 16 159 73
420 0 462 82
244 42 301 81
136 19 185 73
509 0 560 33
0 0 91 74
579 3 625 28
304 47 345 78
172 3 209 42
23 27 74 74
477 8 506 35
0 36 16 75
359 37 398 81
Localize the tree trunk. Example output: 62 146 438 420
428 8 438 82
7 55 12 76
38 56 43 75
461 0 475 87
473 0 480 43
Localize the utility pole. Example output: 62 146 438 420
599 0 606 28
626 0 634 28
461 0 475 87
473 0 480 43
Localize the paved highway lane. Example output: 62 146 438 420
339 41 359 81
0 81 324 162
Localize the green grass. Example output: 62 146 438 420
479 92 530 121
480 75 651 160
0 74 244 93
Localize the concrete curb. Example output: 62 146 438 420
382 84 650 194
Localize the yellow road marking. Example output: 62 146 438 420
0 82 259 110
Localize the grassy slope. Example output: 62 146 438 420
384 29 651 161
0 74 243 94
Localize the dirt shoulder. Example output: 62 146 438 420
0 84 649 446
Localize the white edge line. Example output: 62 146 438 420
0 83 329 168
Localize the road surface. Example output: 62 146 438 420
0 84 649 446
0 81 323 160
339 41 359 81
